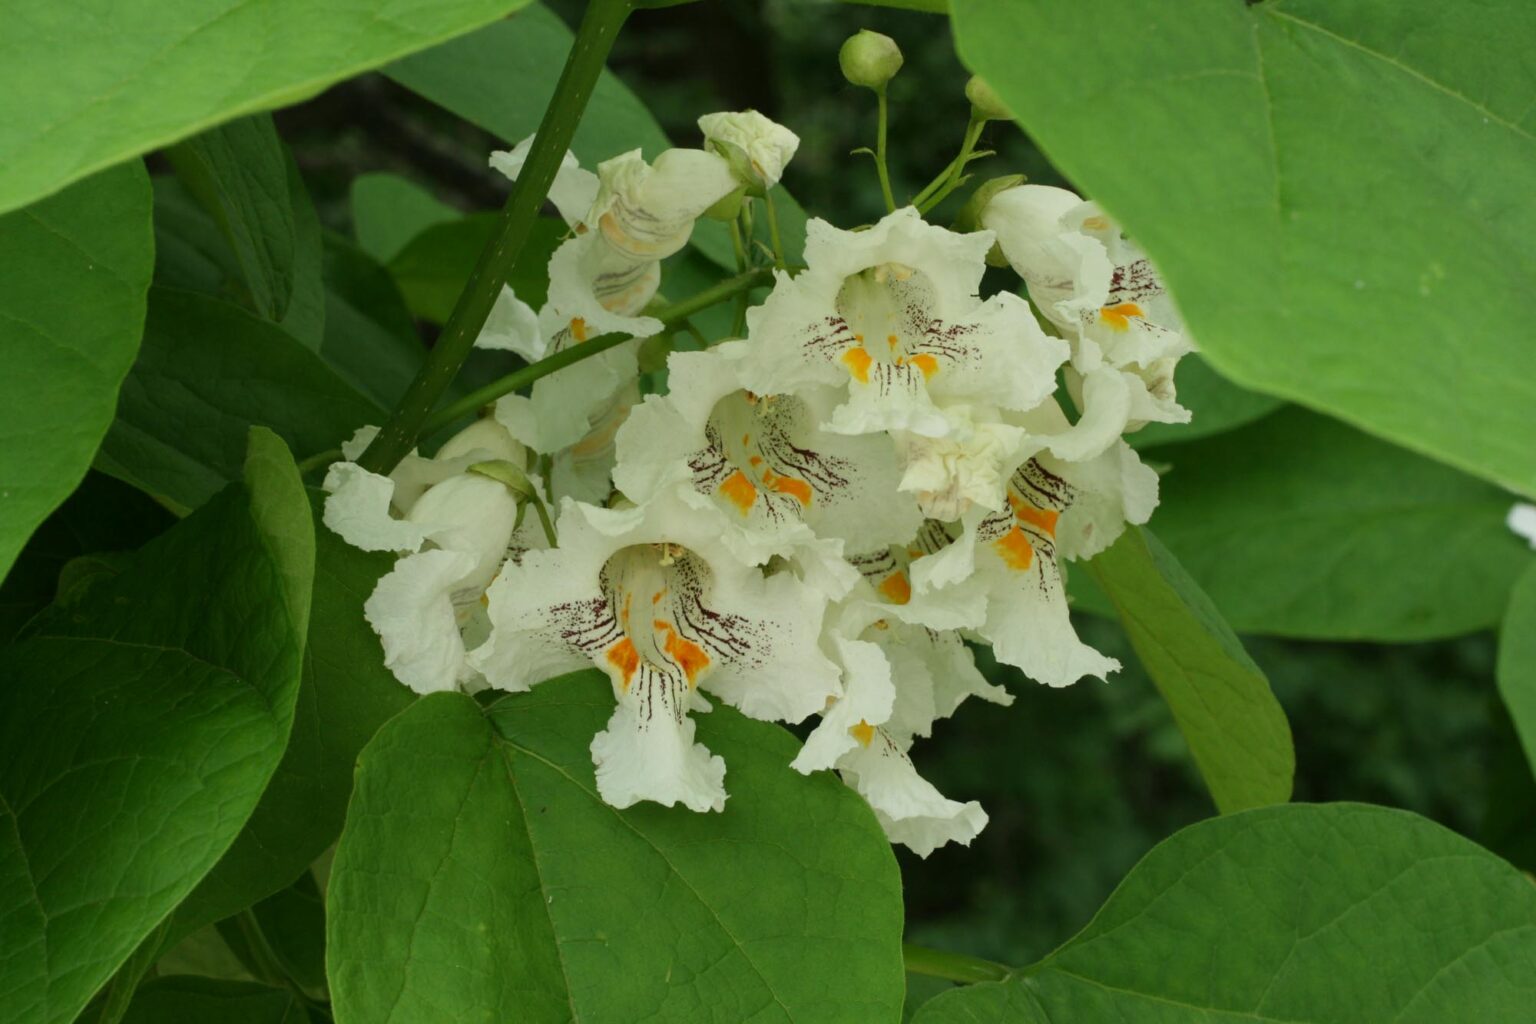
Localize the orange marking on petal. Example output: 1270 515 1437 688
622 592 632 625
719 470 758 513
841 346 873 383
1099 302 1144 331
908 353 939 378
651 588 666 605
655 619 711 686
742 433 751 446
606 638 640 691
749 455 763 467
570 317 589 343
994 525 1036 571
878 572 912 605
850 720 876 747
762 469 812 507
886 333 899 350
1016 505 1060 536
1082 215 1111 230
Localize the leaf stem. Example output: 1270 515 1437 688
875 87 897 213
355 0 635 475
420 267 770 435
902 942 1011 984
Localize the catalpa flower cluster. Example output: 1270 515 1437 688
323 110 1195 855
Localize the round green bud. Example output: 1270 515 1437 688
965 75 1012 121
839 30 903 91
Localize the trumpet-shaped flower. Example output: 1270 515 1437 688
912 441 1158 688
471 494 841 812
982 185 1193 452
589 148 739 262
614 341 922 568
737 207 1067 439
698 110 800 192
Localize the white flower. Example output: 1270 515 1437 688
697 110 800 192
1509 503 1536 549
737 207 1067 439
912 443 1158 687
589 148 739 262
489 147 736 456
614 340 922 570
471 494 841 812
363 472 521 694
894 404 1030 521
321 420 527 553
983 185 1193 451
489 135 599 230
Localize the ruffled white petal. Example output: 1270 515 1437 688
590 148 737 261
364 547 481 694
591 674 727 812
475 285 545 361
697 110 800 191
489 136 599 228
839 728 987 857
321 461 432 553
791 633 894 774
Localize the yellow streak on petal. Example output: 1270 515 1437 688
850 720 876 747
570 316 589 343
606 638 640 692
720 470 758 514
994 525 1036 571
842 346 873 383
1099 302 1144 331
878 572 912 605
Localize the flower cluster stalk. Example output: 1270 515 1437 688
356 0 635 475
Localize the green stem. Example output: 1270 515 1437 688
356 0 635 475
764 190 787 269
297 447 341 476
902 943 1011 985
918 115 986 214
421 267 770 435
875 87 897 213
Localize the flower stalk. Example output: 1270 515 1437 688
902 942 1011 985
356 0 636 475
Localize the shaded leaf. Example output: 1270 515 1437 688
1127 356 1283 449
0 163 153 581
120 977 309 1024
167 115 297 321
174 493 413 935
0 430 312 1024
1088 527 1293 813
1496 564 1536 786
1079 409 1534 640
98 287 380 512
350 172 459 263
915 804 1536 1023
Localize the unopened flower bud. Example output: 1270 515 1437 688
839 30 903 91
965 75 1011 122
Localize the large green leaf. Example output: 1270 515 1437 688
1083 408 1533 640
953 0 1536 495
0 430 312 1024
327 676 906 1023
121 977 309 1024
1088 527 1292 813
914 803 1536 1023
174 493 413 934
0 163 153 581
167 115 296 321
0 0 538 217
388 214 565 324
98 287 381 512
385 5 808 269
1496 564 1536 782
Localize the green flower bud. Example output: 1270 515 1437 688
839 30 903 91
965 75 1012 122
